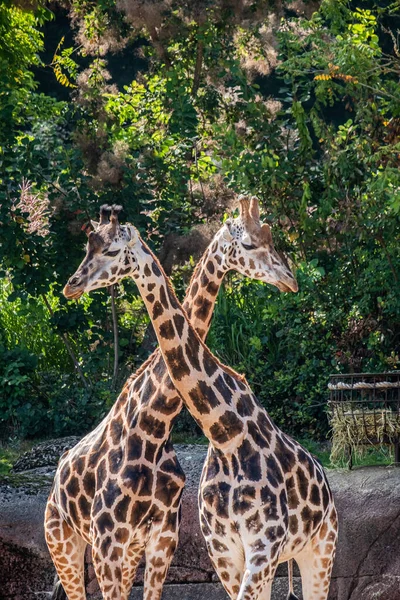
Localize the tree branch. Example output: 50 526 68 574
148 26 172 69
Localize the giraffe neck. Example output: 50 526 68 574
181 238 227 340
112 234 229 439
127 235 246 448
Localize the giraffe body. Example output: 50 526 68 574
199 429 337 600
60 202 337 600
46 199 296 600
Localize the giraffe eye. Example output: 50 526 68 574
104 250 120 257
242 243 257 251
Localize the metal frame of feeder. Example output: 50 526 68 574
328 372 400 469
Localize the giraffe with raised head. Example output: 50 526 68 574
60 204 337 600
45 198 297 600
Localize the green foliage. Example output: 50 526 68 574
0 0 399 442
209 252 399 439
0 440 35 476
0 345 42 437
51 36 78 88
0 2 49 139
0 280 70 372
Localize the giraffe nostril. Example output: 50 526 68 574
69 276 80 286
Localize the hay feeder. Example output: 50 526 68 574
328 372 400 468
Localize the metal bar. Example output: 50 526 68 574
329 372 399 378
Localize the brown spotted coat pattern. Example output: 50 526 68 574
56 204 337 600
45 200 299 600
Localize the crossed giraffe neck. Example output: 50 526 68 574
99 224 254 441
116 230 233 432
127 234 247 446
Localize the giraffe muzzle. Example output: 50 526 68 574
63 276 84 299
277 279 298 293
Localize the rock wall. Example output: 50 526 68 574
1 441 400 599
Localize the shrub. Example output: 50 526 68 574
208 255 399 439
0 346 45 437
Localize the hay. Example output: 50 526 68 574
330 408 400 465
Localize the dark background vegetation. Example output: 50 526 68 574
0 0 399 445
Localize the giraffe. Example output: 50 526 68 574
45 198 298 600
61 205 338 600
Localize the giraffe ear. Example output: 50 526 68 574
90 220 99 230
222 222 233 241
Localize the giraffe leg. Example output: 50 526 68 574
92 536 145 600
45 501 87 600
236 560 277 600
295 509 338 600
204 538 245 599
209 556 244 599
143 509 181 600
120 540 147 599
235 532 289 600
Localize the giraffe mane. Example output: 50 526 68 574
186 248 209 295
129 347 159 382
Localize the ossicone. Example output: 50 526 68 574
110 204 123 225
99 204 112 225
249 197 260 223
238 195 262 226
238 195 250 218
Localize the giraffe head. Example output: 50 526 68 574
63 204 140 299
215 197 298 292
63 199 297 299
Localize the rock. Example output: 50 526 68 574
0 539 54 600
1 440 400 599
0 482 54 599
130 583 229 600
128 579 303 600
327 466 400 600
11 436 81 473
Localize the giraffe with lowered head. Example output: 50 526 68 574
45 198 297 600
61 204 337 600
